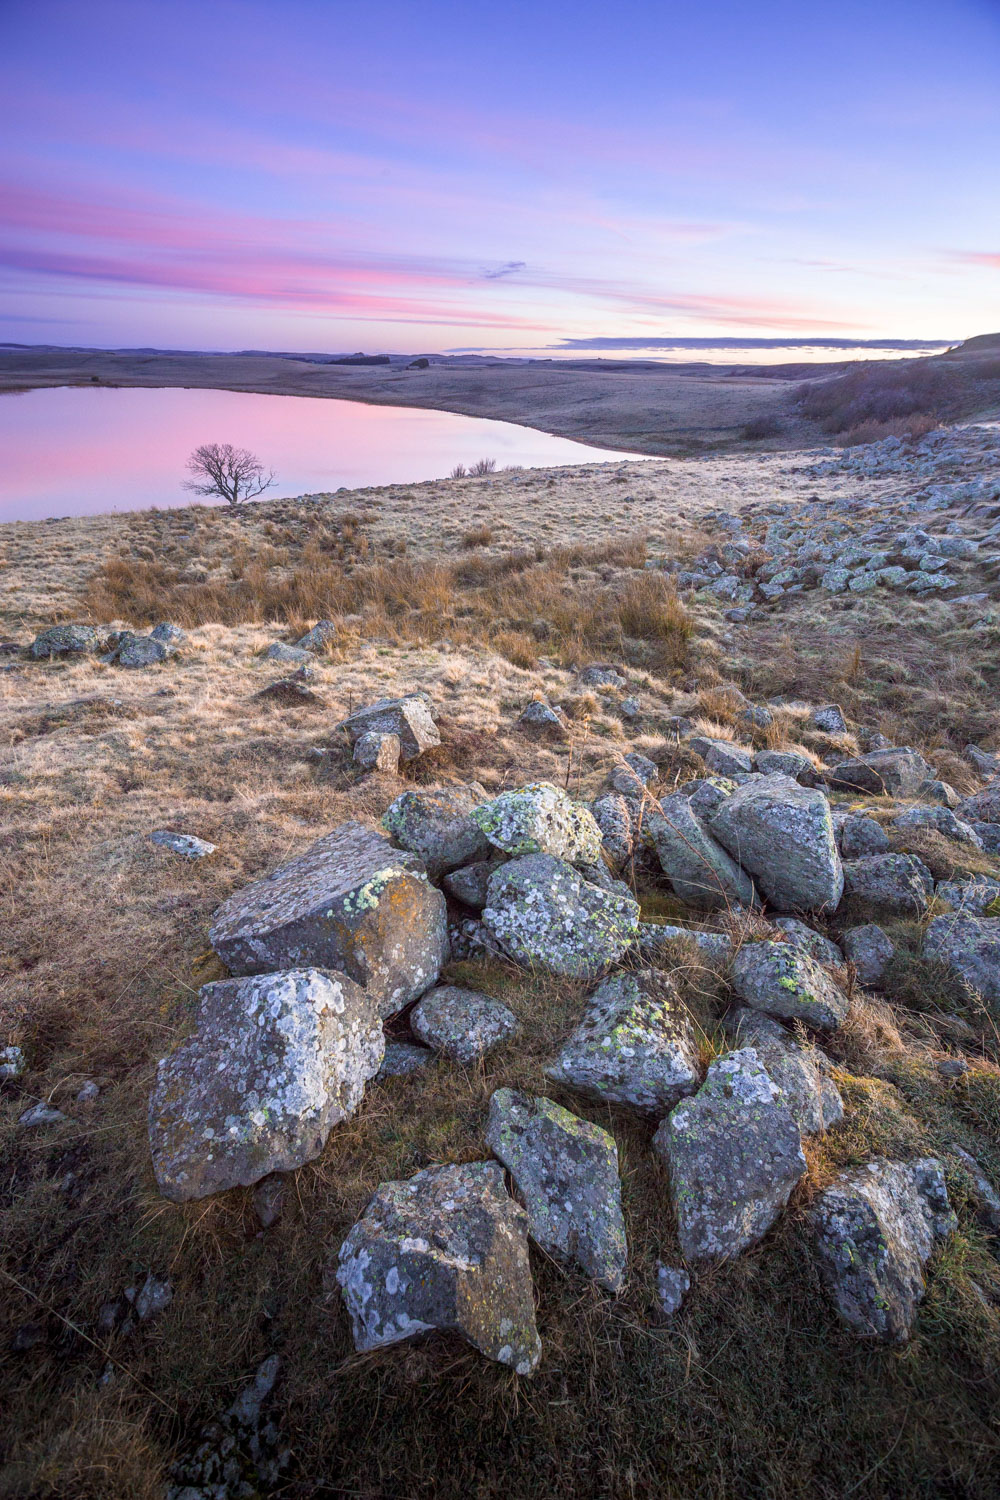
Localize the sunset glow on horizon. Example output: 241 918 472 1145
2 0 998 354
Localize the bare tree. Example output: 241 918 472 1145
185 443 275 506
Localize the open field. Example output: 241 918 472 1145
2 425 1000 1497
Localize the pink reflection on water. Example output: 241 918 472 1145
0 386 641 522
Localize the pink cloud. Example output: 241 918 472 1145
953 251 1000 268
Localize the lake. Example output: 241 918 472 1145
0 386 645 523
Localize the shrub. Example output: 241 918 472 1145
461 524 493 549
468 457 497 476
741 415 783 441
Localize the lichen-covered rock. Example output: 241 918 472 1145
296 619 340 652
149 969 383 1202
545 969 700 1113
150 830 216 860
591 793 639 871
754 748 814 782
826 748 933 797
516 700 569 739
209 822 447 1017
336 1161 541 1374
382 784 492 878
934 878 1000 915
448 915 506 962
810 1158 956 1342
894 806 982 847
655 1263 690 1317
647 793 757 910
924 914 1000 1004
709 775 843 912
772 916 843 966
486 1088 627 1292
353 731 401 774
958 782 1000 824
653 1049 807 1264
410 985 519 1063
685 776 737 819
265 640 312 665
483 854 638 980
842 853 934 915
339 694 440 762
150 621 186 649
0 1045 26 1082
638 923 733 967
838 814 890 859
813 704 848 734
722 1008 843 1135
729 941 849 1030
442 858 504 909
689 736 754 776
471 782 603 864
30 624 101 659
842 923 895 986
377 1041 435 1079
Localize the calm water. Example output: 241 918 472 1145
0 386 646 523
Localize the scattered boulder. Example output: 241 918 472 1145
339 694 440 762
150 830 216 860
918 779 961 809
722 1008 843 1135
410 985 519 1063
483 854 638 980
209 822 447 1017
754 748 814 782
653 1049 807 1264
383 785 492 878
113 633 170 668
647 793 757 910
842 924 895 986
826 748 932 797
838 814 890 859
729 942 849 1030
353 731 400 774
19 1102 67 1127
30 624 101 659
655 1263 690 1317
638 923 733 967
809 1158 956 1342
471 782 603 864
486 1088 628 1291
924 914 1000 1004
149 622 186 649
265 641 313 666
842 853 934 915
336 1161 541 1374
577 663 626 690
545 969 700 1114
708 775 843 912
149 968 384 1201
965 744 1000 777
516 700 569 739
296 619 340 652
934 878 1000 915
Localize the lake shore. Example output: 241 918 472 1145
0 343 834 455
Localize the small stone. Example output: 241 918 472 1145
150 830 216 860
337 1161 541 1374
486 1089 628 1291
376 1041 435 1078
253 1174 286 1228
1 1044 26 1082
353 731 401 773
516 700 569 739
655 1263 690 1317
654 1049 807 1264
76 1080 100 1103
813 704 848 735
937 1057 969 1079
410 985 519 1064
19 1102 67 1127
135 1272 173 1322
442 858 504 909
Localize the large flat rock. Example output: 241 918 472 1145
209 822 447 1017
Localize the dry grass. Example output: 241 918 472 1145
3 446 1000 1497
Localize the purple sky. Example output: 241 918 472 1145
1 0 998 353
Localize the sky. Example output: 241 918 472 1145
1 0 998 355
